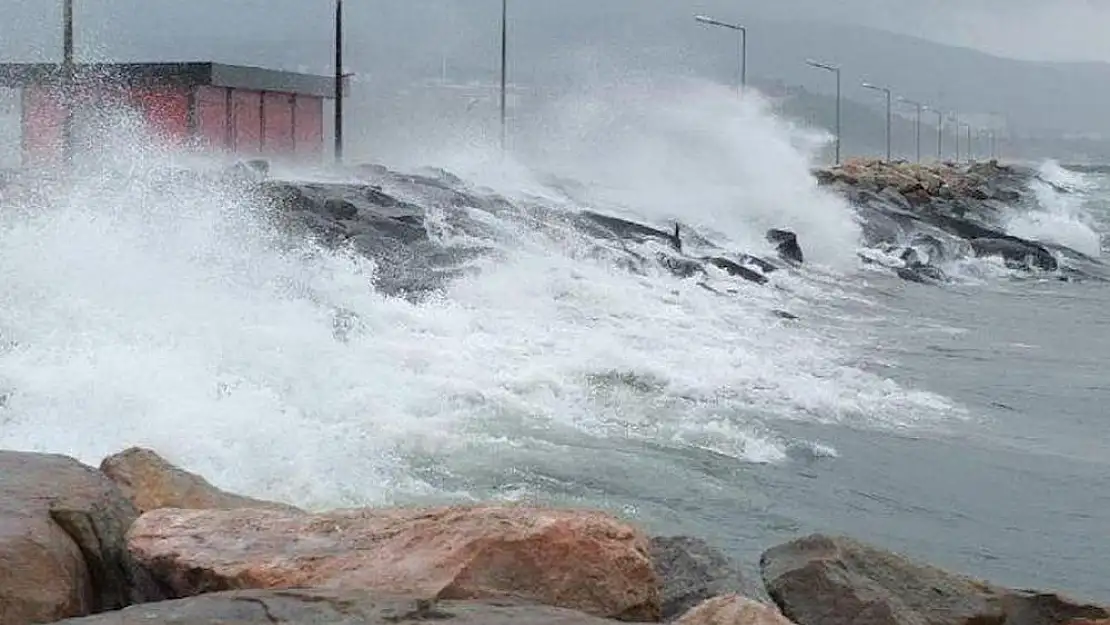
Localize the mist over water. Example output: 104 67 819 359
0 80 967 512
362 75 862 269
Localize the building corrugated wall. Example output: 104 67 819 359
129 87 191 145
261 92 292 154
21 86 65 167
14 82 325 165
194 85 229 150
293 95 323 157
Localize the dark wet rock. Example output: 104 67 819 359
736 254 779 274
257 179 487 299
578 211 681 249
650 536 754 621
760 534 1109 625
816 159 1109 282
229 161 798 300
322 196 358 220
772 309 800 320
0 451 165 625
704 257 770 285
50 590 622 625
896 265 946 284
970 237 1058 271
659 254 707 279
876 187 912 211
766 229 804 264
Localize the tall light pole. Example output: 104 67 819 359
898 96 923 163
62 0 75 167
695 14 747 95
806 58 841 165
499 0 508 152
333 0 344 163
988 111 1006 162
862 82 892 162
924 106 943 161
950 113 961 162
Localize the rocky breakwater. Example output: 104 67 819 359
242 162 810 321
815 158 1108 283
2 446 1108 624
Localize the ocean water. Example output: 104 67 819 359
0 80 1107 604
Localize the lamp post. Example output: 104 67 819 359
61 0 75 167
924 106 943 161
898 96 923 163
862 82 892 161
695 14 747 95
499 0 508 152
950 113 961 162
333 0 344 163
806 58 841 165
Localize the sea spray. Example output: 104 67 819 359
0 83 960 513
1005 160 1103 257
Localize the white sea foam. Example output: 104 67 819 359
1005 160 1102 257
0 83 963 511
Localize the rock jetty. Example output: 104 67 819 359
815 158 1107 283
247 157 1107 299
2 447 1106 625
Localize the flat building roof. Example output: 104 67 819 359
0 62 337 98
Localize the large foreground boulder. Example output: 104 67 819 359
99 447 299 514
0 451 163 625
127 505 660 621
760 534 1109 625
675 595 796 625
650 536 753 620
50 589 619 624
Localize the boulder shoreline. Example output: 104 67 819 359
2 447 1105 625
812 157 1106 283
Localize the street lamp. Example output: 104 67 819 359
949 113 961 162
961 122 973 162
695 14 747 95
61 0 75 167
334 0 344 163
897 96 923 163
862 82 892 162
924 105 943 161
499 0 508 152
806 58 841 165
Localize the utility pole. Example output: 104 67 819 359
925 107 943 161
333 0 344 163
966 124 973 162
499 0 508 152
952 113 961 162
62 0 75 168
898 97 923 163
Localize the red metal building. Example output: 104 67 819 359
0 62 337 167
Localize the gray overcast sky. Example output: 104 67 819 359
818 0 1110 62
1 0 1109 65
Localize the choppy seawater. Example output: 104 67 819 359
0 86 1107 605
